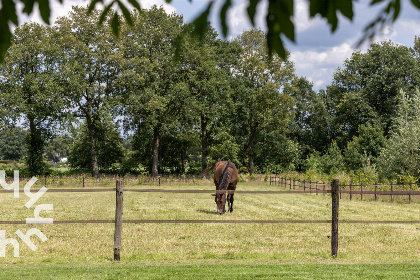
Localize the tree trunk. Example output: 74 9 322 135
152 127 161 177
86 116 99 178
248 128 255 175
201 116 208 177
26 118 45 176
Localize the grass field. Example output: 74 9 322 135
0 179 419 279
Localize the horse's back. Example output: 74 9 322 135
214 160 238 190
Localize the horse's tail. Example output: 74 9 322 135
218 160 232 191
200 159 221 178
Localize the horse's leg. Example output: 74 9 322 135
228 193 234 213
222 197 226 214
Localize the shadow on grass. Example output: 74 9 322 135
196 209 217 215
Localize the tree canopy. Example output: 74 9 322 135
1 5 420 181
1 0 419 62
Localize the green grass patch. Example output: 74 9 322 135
0 180 419 278
0 262 419 279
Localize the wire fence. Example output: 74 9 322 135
270 176 420 203
1 177 419 259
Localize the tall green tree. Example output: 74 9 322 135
343 123 385 171
0 126 27 161
286 77 331 168
45 134 72 162
121 7 192 176
0 23 64 175
56 6 123 177
68 117 124 172
377 90 420 179
182 24 241 173
328 40 419 146
232 29 295 174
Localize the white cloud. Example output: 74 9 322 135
294 0 323 33
17 0 176 26
225 0 267 37
290 42 355 89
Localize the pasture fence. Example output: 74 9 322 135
270 176 420 204
1 176 420 260
18 174 204 188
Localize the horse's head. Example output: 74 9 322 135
212 191 226 215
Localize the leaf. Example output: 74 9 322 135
88 0 103 14
266 0 294 52
37 0 51 24
370 0 385 5
246 0 260 26
220 0 232 37
411 0 420 8
99 4 113 25
392 0 400 22
192 1 213 42
127 0 142 11
0 20 12 63
22 0 36 15
337 0 354 20
3 0 18 25
117 0 133 26
111 12 120 38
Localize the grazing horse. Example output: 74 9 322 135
212 160 238 215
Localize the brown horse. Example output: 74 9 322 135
212 160 238 215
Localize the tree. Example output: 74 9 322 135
56 6 123 177
45 134 72 162
1 0 418 61
0 22 64 175
0 127 27 161
343 123 385 171
232 29 295 174
68 117 124 172
121 7 193 176
182 24 241 173
286 77 331 168
377 90 420 179
327 40 419 146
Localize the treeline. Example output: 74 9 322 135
1 6 420 181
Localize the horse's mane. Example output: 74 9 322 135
218 160 233 191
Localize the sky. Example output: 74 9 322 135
17 0 420 90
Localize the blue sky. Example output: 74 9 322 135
19 0 420 90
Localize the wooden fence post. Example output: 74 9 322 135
360 183 363 201
391 181 394 203
409 181 412 204
331 179 339 258
114 180 124 261
375 182 378 202
349 182 352 200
